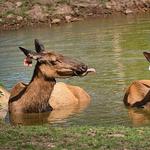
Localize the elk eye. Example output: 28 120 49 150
48 59 61 66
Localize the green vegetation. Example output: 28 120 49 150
0 122 150 150
0 81 3 87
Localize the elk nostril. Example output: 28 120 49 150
77 65 87 74
81 64 87 72
74 64 88 76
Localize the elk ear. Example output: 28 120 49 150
19 47 32 56
143 52 150 62
34 39 45 53
19 47 41 60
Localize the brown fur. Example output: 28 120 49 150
50 82 90 109
123 80 150 108
0 83 90 125
0 86 10 118
125 52 150 109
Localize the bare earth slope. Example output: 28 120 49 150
0 0 150 30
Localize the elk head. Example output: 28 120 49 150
19 39 96 79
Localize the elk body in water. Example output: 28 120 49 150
8 39 95 114
123 52 150 109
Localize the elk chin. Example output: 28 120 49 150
56 69 74 78
80 68 96 77
56 68 96 78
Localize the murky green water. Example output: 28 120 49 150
0 14 150 126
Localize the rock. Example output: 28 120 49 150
7 14 14 19
71 0 99 7
65 15 72 23
36 0 53 5
51 18 61 24
110 1 122 11
26 5 46 21
42 6 48 12
105 2 112 9
54 5 73 15
16 1 22 8
125 9 133 14
17 16 23 21
44 13 49 17
4 2 14 11
71 17 83 22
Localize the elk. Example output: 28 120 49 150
0 86 10 118
7 39 95 115
123 52 150 109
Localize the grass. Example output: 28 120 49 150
0 121 150 150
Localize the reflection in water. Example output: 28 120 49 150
128 108 150 126
112 30 125 86
8 104 89 125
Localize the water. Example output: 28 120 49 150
0 14 150 126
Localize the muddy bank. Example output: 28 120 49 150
0 0 150 31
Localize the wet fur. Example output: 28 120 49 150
123 80 150 108
0 83 90 125
9 63 55 113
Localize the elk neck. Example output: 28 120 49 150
25 63 56 111
9 63 56 113
30 62 56 84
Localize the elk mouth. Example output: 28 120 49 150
74 68 96 77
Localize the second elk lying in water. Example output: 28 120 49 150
123 52 150 109
8 39 96 114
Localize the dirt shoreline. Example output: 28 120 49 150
0 0 150 31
